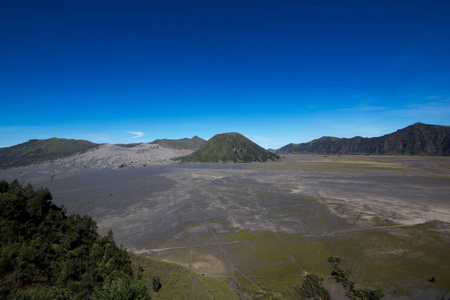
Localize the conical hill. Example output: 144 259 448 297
179 132 280 163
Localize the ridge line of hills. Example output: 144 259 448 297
0 123 449 169
276 122 450 156
0 136 206 169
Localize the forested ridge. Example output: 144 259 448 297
0 179 149 299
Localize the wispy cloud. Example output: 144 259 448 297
128 131 144 139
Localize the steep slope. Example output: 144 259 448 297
179 132 280 163
277 123 450 156
150 136 206 150
0 138 99 169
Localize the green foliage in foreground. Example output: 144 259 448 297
0 179 149 299
294 274 331 300
328 256 384 300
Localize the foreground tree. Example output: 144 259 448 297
295 273 331 300
0 179 149 299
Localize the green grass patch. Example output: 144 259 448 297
130 253 239 300
239 273 303 300
210 222 450 298
320 222 450 296
284 239 331 277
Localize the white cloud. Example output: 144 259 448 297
128 131 144 139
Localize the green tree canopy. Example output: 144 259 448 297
0 179 149 299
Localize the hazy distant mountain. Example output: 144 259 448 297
179 132 280 163
0 138 99 169
277 123 450 156
150 136 206 150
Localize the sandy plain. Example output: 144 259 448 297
1 155 449 299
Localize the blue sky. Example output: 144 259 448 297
1 0 449 149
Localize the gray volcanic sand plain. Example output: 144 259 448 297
1 155 450 299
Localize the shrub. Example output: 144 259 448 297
152 276 162 292
295 274 331 300
0 180 149 299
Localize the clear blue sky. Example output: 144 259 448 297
1 0 449 149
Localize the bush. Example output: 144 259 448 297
0 180 149 299
295 274 331 300
152 276 162 292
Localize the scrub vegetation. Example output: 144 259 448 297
0 179 149 299
294 274 331 300
328 256 384 300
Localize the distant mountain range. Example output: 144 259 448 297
150 136 206 150
179 132 280 163
0 136 204 169
114 136 206 150
1 123 449 169
277 123 450 156
0 138 99 169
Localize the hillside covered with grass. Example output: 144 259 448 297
0 138 98 169
130 254 240 300
179 132 280 163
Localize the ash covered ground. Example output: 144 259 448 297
1 155 449 299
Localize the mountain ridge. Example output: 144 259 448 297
114 136 205 150
0 136 204 170
0 138 99 169
150 135 206 150
277 123 450 156
2 123 449 170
